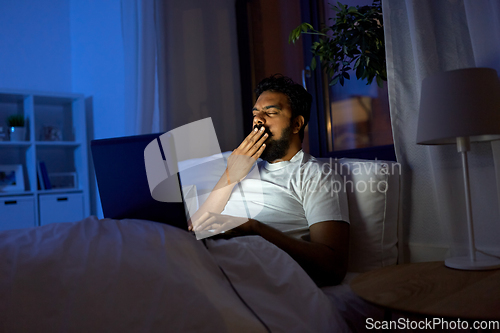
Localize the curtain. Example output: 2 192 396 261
383 0 500 262
121 0 160 135
121 0 244 151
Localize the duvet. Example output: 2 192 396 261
0 216 350 332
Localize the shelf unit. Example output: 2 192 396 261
0 89 90 231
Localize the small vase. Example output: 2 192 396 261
10 127 26 141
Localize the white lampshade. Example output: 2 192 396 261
416 67 500 270
417 67 500 145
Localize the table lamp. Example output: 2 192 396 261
417 67 500 270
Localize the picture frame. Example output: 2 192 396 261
0 164 25 192
48 172 77 189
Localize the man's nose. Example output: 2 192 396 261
253 112 265 126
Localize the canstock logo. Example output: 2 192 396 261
144 117 221 203
144 131 183 203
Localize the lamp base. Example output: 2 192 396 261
445 256 500 270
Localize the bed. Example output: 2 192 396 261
0 154 400 332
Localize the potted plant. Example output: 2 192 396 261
7 114 26 141
289 0 386 86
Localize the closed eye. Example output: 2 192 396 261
253 112 276 117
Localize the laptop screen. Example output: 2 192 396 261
91 133 189 230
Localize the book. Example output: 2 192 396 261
39 161 51 190
36 161 45 190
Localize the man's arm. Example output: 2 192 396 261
235 219 350 287
189 173 238 226
190 127 267 228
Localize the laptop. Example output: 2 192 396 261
91 133 190 231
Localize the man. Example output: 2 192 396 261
191 74 350 287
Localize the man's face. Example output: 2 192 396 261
252 91 294 162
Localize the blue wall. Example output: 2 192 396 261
0 0 72 91
0 0 126 139
70 0 126 140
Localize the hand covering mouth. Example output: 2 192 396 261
253 124 273 139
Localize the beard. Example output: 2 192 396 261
254 124 293 162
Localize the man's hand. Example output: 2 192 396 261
191 212 255 236
189 128 267 236
226 127 267 184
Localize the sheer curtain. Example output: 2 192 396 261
121 0 160 135
383 0 500 262
121 0 243 150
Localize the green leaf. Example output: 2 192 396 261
353 57 361 69
294 29 300 41
303 23 314 31
356 65 363 79
311 57 317 71
288 26 300 44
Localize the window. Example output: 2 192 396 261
301 0 395 160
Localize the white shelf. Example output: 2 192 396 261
37 188 83 195
0 191 34 197
35 141 82 147
0 89 90 231
0 141 31 147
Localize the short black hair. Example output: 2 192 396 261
255 74 312 142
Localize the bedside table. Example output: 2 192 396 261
350 261 500 320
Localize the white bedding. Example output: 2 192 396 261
0 217 351 332
321 273 385 332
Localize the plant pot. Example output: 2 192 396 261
10 126 26 141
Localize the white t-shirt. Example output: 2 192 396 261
222 150 349 233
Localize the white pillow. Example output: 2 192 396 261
334 158 399 272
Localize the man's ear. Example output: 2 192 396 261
292 115 305 134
